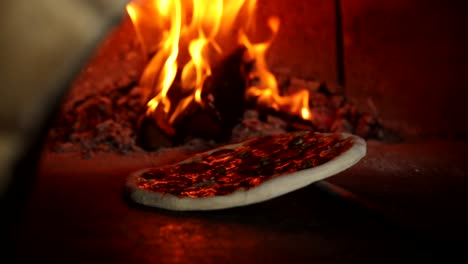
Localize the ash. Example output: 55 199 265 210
52 119 139 154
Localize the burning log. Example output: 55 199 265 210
136 109 175 151
136 46 248 149
172 99 223 143
255 107 318 133
196 46 248 140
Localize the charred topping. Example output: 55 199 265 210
238 150 252 159
214 167 227 175
296 160 314 170
289 136 304 147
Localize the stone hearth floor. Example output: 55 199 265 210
8 140 468 263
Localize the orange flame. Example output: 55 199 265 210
127 0 313 126
241 17 313 121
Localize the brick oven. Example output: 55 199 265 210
1 0 467 263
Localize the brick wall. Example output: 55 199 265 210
341 0 468 139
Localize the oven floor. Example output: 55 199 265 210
7 140 467 263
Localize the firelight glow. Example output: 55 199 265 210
126 0 315 124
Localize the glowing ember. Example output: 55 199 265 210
127 0 314 126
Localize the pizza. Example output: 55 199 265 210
126 131 366 211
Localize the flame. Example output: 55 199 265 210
240 17 313 121
127 0 313 126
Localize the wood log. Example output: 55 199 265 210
201 46 248 141
136 107 175 150
137 45 248 149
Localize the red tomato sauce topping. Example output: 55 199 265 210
137 132 353 197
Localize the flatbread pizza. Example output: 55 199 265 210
126 131 366 211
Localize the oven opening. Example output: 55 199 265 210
1 0 466 263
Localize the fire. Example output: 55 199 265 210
240 17 313 121
127 0 314 126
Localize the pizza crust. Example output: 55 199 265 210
126 132 366 211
